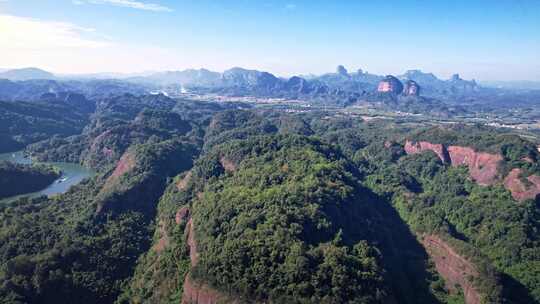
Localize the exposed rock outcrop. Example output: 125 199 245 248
176 206 190 225
153 219 169 253
377 75 403 94
177 171 192 190
447 146 502 186
219 157 237 173
181 217 235 304
405 140 502 185
182 275 236 304
88 130 115 160
422 235 482 304
109 152 136 180
403 80 421 96
99 151 136 195
404 140 449 163
404 140 539 201
186 218 199 266
503 168 540 201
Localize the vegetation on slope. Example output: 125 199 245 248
0 99 92 153
357 137 540 303
1 96 539 304
0 161 60 199
188 135 389 303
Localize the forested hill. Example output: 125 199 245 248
0 93 538 303
0 162 60 199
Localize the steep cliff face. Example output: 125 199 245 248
110 151 136 180
422 235 482 304
186 219 199 267
181 218 234 304
503 168 540 201
404 140 449 163
447 146 502 186
99 151 136 195
405 140 539 201
377 75 404 94
403 80 421 96
176 206 190 225
182 276 236 304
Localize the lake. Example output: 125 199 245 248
0 151 94 203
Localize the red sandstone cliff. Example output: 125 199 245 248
447 146 502 186
404 140 540 201
182 275 235 304
98 151 136 197
181 217 234 304
177 171 192 190
503 168 540 201
404 140 449 163
219 157 237 173
176 206 190 225
422 235 482 304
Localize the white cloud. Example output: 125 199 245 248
0 14 181 74
0 14 111 50
77 0 173 12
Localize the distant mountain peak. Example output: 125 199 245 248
0 67 55 81
401 70 438 81
336 65 348 76
451 73 461 81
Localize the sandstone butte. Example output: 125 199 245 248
404 140 540 201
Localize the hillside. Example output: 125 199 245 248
0 95 538 303
0 162 60 199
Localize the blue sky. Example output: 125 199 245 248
1 0 539 80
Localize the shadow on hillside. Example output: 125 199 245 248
329 184 444 304
500 272 538 304
367 191 444 304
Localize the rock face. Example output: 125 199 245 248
100 151 136 194
186 218 199 267
404 140 540 201
404 140 449 163
177 171 192 190
447 146 502 186
175 207 190 225
153 219 169 254
219 157 237 173
403 80 421 96
182 276 235 304
109 152 136 180
503 168 540 201
422 235 482 304
377 75 403 94
181 218 234 304
405 140 501 185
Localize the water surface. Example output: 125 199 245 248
0 151 94 203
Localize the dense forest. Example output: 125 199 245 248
0 93 538 304
0 162 60 199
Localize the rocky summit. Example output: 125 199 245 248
377 75 404 94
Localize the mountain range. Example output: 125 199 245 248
2 66 538 107
0 66 480 91
0 68 55 81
